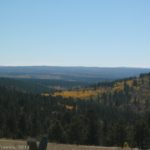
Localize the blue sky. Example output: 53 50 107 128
0 0 150 67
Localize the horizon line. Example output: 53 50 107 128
0 65 150 69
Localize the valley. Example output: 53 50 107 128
0 70 150 147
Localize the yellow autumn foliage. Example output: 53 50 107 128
53 88 108 99
42 79 139 100
113 80 133 92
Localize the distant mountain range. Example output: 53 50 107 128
0 66 150 83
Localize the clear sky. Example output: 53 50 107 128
0 0 150 67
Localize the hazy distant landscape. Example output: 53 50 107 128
0 66 150 81
0 66 150 93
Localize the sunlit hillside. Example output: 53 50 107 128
49 79 133 99
46 74 150 101
52 88 109 99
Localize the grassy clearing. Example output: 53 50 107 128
0 139 137 150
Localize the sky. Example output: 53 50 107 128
0 0 150 67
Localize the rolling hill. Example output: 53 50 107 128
48 73 150 109
0 66 150 83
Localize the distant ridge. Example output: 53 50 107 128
0 66 150 83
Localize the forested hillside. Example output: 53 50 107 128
0 78 87 93
0 73 150 148
52 73 150 112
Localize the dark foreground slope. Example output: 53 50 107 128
0 73 150 147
